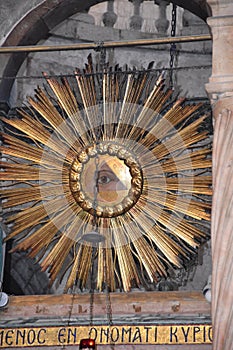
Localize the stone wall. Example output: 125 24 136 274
1 1 212 107
0 0 212 296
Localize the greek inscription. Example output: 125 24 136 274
0 324 212 347
170 326 178 342
132 327 142 342
57 327 77 344
100 327 109 343
111 327 120 343
193 326 201 342
89 327 98 340
181 326 190 342
0 328 47 347
121 327 132 342
144 326 152 342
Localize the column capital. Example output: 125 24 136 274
207 0 233 17
205 10 233 99
205 92 233 119
206 79 233 99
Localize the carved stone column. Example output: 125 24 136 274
206 1 233 349
129 0 143 30
155 0 169 35
102 0 117 28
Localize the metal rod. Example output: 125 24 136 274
0 34 211 54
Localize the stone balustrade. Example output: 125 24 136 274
90 0 209 36
89 0 174 35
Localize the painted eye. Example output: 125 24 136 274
97 171 117 185
98 175 112 184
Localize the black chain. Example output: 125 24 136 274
103 248 114 350
96 44 114 347
92 156 99 230
95 42 106 102
89 248 96 327
169 3 177 88
100 47 107 73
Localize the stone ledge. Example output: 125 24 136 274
0 291 211 327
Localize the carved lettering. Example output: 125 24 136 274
111 327 120 342
208 326 213 342
37 329 46 344
154 326 158 342
68 328 77 344
202 326 212 343
57 328 66 344
181 326 190 342
15 329 26 345
5 330 14 346
57 327 77 344
0 324 212 347
193 326 201 342
132 327 142 342
170 326 178 342
89 327 98 340
121 327 132 342
27 329 36 345
100 327 109 343
144 326 152 342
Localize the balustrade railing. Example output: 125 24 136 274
96 0 173 35
90 0 209 38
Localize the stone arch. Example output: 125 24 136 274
171 0 211 20
0 0 106 109
3 250 51 295
0 0 211 109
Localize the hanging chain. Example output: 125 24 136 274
96 45 114 341
104 249 113 327
89 127 100 328
97 45 114 348
103 248 114 350
169 3 177 88
88 44 104 330
92 156 100 231
89 248 96 327
100 46 107 73
95 42 106 102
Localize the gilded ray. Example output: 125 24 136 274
1 55 212 293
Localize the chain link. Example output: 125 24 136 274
92 156 99 231
89 248 96 327
103 248 114 349
169 3 177 88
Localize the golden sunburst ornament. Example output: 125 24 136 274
0 55 212 293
